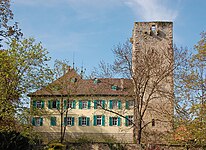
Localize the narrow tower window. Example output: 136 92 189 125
151 25 156 32
152 119 155 127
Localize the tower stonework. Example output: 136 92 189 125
131 22 173 74
131 22 174 142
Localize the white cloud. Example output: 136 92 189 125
123 0 180 21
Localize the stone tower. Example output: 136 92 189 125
130 22 174 142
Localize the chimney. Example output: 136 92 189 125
120 78 124 91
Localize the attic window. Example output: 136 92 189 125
111 85 118 91
151 25 156 32
94 78 100 84
70 77 77 83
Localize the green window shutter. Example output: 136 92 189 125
94 100 97 109
88 100 91 109
64 100 67 109
78 117 82 126
57 100 60 109
125 101 129 109
93 115 97 126
48 100 51 109
86 117 90 126
32 118 36 126
109 100 113 109
79 101 82 109
102 100 105 109
125 116 128 126
118 100 122 109
118 117 121 126
102 115 105 126
109 117 112 126
40 117 43 126
72 100 76 109
64 117 67 126
41 100 45 108
51 117 56 126
33 100 36 109
72 117 75 126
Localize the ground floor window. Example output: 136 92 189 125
78 116 90 126
125 116 133 126
50 117 56 126
93 115 105 126
32 117 43 126
109 117 121 126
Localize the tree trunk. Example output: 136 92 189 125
60 112 63 143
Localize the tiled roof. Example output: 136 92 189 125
28 69 133 97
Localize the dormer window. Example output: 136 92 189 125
70 77 77 83
111 85 118 91
93 78 100 84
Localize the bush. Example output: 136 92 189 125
0 131 31 150
48 143 66 150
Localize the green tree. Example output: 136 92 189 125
0 50 18 131
173 32 206 146
0 38 52 132
0 0 23 48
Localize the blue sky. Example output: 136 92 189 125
11 0 206 74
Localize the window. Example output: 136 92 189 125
94 100 105 109
152 119 155 127
70 77 77 83
94 78 100 84
109 117 121 126
79 117 90 126
81 117 87 126
109 100 121 109
96 116 102 125
52 100 57 108
68 101 72 109
32 117 43 126
125 116 133 126
48 100 60 109
79 100 91 109
64 100 76 109
112 117 118 126
67 117 72 125
93 115 105 126
50 117 56 126
33 100 44 109
113 100 118 109
64 117 74 126
82 101 87 109
36 101 42 108
126 100 134 109
112 85 118 90
151 25 156 32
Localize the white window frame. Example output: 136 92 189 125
67 101 72 109
81 117 87 126
112 117 118 126
35 117 41 126
82 101 88 109
36 101 42 108
128 100 134 109
112 100 118 109
128 116 133 126
67 117 72 126
96 115 102 126
97 100 103 108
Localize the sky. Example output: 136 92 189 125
11 0 206 75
